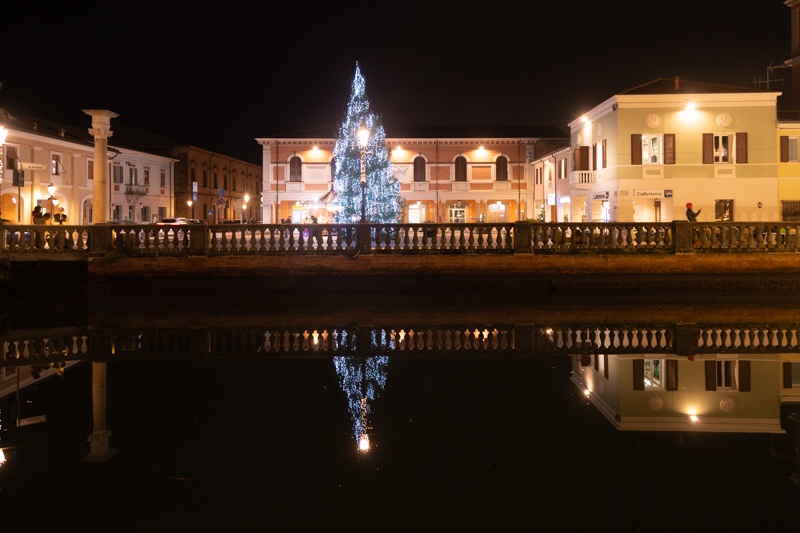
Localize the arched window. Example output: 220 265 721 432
496 156 508 181
413 156 426 182
289 156 302 182
455 156 467 182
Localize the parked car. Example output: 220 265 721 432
158 218 189 225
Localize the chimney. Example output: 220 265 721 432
674 76 680 90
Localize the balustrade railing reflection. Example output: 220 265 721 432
4 322 800 365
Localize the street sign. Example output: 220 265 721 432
217 196 226 205
218 188 225 196
193 192 198 202
19 162 47 171
18 414 47 427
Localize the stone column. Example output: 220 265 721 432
82 362 116 462
83 110 118 224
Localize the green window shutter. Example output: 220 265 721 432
781 136 790 162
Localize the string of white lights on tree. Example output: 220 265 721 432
333 62 404 223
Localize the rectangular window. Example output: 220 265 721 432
781 200 800 221
449 203 466 223
6 146 19 172
601 139 607 169
113 164 123 184
160 169 166 187
535 167 542 185
144 168 150 185
714 134 732 163
129 166 138 185
87 159 94 180
642 135 661 164
559 159 566 179
716 360 738 390
51 152 63 175
158 206 167 220
715 199 734 221
780 136 800 162
644 359 664 389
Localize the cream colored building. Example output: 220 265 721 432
0 110 176 224
567 77 783 223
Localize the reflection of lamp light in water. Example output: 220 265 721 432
334 351 388 453
358 397 370 452
0 448 5 466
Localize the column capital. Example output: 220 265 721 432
83 109 119 140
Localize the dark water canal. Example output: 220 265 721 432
1 293 799 532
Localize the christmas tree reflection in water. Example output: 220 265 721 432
334 355 389 453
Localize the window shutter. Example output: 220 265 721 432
784 362 794 388
736 132 748 164
593 143 597 170
705 360 717 390
574 146 590 171
666 359 678 390
633 359 645 390
664 134 675 165
602 139 607 168
703 133 714 164
630 134 642 165
781 136 790 162
738 360 751 392
603 354 609 379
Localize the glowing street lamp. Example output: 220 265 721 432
358 126 370 223
47 183 57 225
187 199 193 219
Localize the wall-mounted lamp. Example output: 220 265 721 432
758 202 763 209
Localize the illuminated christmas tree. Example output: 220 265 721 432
333 62 404 223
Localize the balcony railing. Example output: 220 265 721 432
570 170 594 187
2 221 800 258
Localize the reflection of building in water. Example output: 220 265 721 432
334 355 389 452
571 352 800 433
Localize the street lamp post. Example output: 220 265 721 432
47 183 56 225
187 199 193 219
244 194 250 222
0 126 7 220
358 127 370 223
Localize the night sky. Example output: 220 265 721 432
0 1 791 163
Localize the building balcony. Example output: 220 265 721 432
125 185 148 196
570 171 594 189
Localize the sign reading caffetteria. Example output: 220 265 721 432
634 190 668 199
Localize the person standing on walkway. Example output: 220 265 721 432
686 202 701 222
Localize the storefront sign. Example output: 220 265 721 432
593 192 609 200
634 190 669 199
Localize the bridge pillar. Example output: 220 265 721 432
674 221 694 253
514 222 533 254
